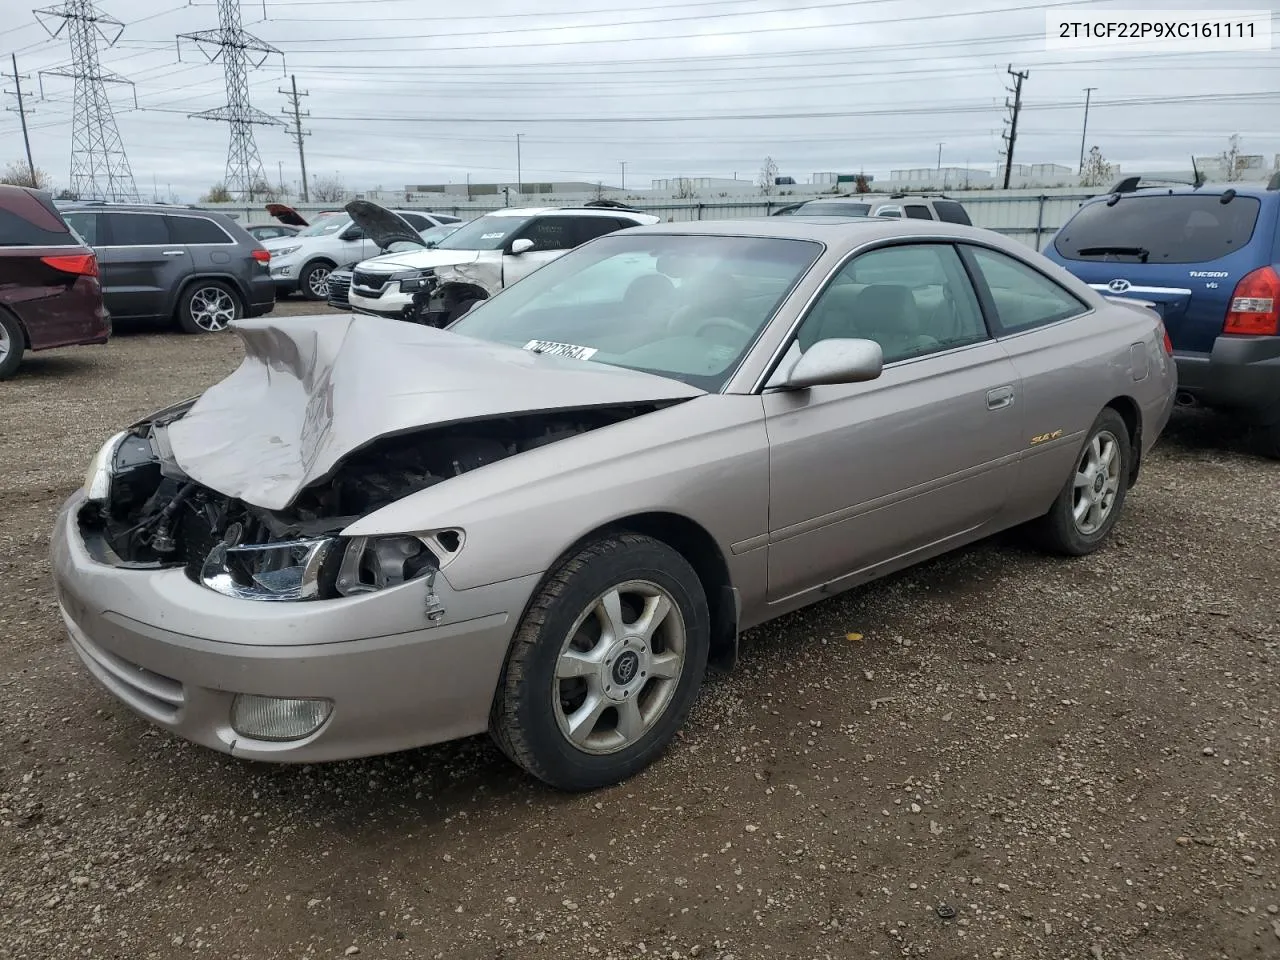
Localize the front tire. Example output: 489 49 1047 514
299 261 333 301
1032 408 1131 556
0 311 25 380
491 534 710 791
177 280 242 334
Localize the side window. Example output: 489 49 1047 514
933 200 971 225
0 194 77 247
875 206 903 218
399 213 431 230
103 213 169 246
512 217 573 252
794 244 988 365
166 215 231 244
904 204 933 220
572 216 625 246
964 245 1088 333
63 211 101 246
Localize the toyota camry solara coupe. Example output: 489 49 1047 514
53 217 1176 791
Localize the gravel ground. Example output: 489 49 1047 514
1 314 1278 960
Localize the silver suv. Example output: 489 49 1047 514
775 194 972 224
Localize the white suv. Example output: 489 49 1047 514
346 206 660 325
263 208 461 300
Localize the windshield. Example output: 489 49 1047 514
797 201 872 217
434 214 534 250
1054 194 1262 264
297 214 349 238
448 232 823 391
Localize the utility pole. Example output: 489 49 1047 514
620 160 627 190
280 74 310 201
179 0 285 202
515 133 523 197
34 0 140 201
1001 65 1029 189
936 142 943 172
4 55 37 185
1078 86 1096 173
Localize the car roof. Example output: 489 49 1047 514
1091 182 1277 201
618 216 992 244
61 201 231 217
484 206 656 220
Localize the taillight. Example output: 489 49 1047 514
251 248 271 264
1223 266 1280 336
40 253 99 278
1160 322 1173 356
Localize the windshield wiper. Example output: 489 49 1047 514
1077 245 1150 263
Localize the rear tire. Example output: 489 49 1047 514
177 280 242 334
1031 408 1131 556
1261 420 1280 461
0 311 25 380
490 534 710 791
444 298 480 326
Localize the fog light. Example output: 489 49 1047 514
230 695 332 742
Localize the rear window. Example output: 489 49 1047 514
0 189 78 247
166 215 232 244
933 200 971 225
904 204 933 220
798 202 871 217
1055 194 1261 265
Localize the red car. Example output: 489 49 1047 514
0 185 110 380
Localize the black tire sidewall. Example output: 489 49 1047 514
501 537 710 791
1044 409 1131 555
445 299 479 325
299 262 332 301
0 311 24 379
178 281 242 334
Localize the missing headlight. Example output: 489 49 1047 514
334 535 439 597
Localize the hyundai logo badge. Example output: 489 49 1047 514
1108 278 1132 293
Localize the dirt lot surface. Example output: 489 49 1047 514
2 315 1278 960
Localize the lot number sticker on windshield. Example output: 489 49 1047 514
524 339 599 361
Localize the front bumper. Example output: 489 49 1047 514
349 284 414 317
51 492 539 763
1175 336 1280 422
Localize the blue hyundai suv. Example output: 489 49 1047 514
1043 175 1280 457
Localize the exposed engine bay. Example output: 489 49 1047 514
79 403 666 601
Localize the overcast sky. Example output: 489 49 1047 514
0 0 1276 200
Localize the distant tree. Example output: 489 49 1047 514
594 181 605 200
1219 134 1244 182
757 156 779 195
1079 146 1115 188
854 173 871 193
1 161 53 189
202 183 233 203
673 177 698 200
312 175 346 202
248 178 280 201
55 188 78 200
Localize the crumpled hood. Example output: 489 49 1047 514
166 314 704 511
345 199 423 250
356 248 483 273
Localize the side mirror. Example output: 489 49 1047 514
340 227 364 241
510 237 535 255
777 338 883 390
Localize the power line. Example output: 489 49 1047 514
178 0 285 200
33 0 139 201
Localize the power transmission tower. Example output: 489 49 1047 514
1001 65 1028 190
33 0 139 201
3 55 38 185
179 0 284 201
279 74 310 202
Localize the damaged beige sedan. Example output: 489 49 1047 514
53 217 1176 790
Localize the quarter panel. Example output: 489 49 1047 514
343 395 771 593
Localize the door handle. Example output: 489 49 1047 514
986 385 1015 410
161 250 186 256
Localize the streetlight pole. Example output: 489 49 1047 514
515 134 523 198
937 142 943 172
1079 87 1096 172
620 160 628 191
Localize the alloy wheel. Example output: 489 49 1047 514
188 287 237 332
1072 429 1122 535
553 580 687 755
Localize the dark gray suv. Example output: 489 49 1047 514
60 203 275 333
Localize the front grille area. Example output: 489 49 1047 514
351 270 388 296
61 605 185 722
327 270 352 308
